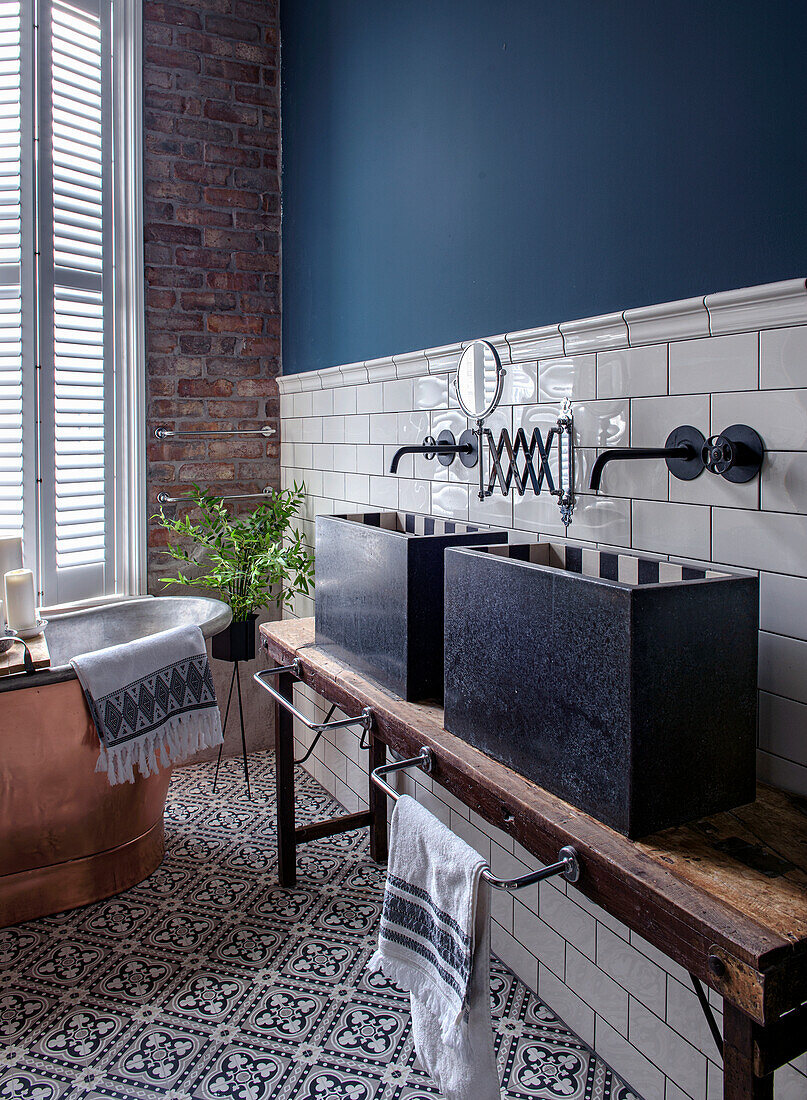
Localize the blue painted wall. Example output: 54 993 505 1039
280 1 807 374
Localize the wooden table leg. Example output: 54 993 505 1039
723 1003 774 1100
275 670 297 887
368 731 387 864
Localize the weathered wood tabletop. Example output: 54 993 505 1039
0 633 50 677
262 617 807 1098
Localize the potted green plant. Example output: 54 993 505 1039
154 483 314 662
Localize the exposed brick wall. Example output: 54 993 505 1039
143 0 280 589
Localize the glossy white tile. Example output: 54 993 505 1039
538 354 597 403
711 388 807 450
491 921 538 992
414 373 448 410
539 882 596 961
344 413 370 444
500 359 539 405
669 332 758 395
382 378 414 413
430 480 469 520
631 499 710 560
597 344 668 400
628 1001 708 1100
760 325 807 389
356 380 385 414
757 749 807 797
760 572 807 641
669 462 758 509
513 899 566 979
761 451 807 514
311 386 334 416
333 384 358 415
665 976 722 1063
595 1020 665 1100
538 967 595 1048
712 506 807 575
596 925 666 1018
630 394 709 448
566 946 629 1035
759 691 807 768
368 474 398 510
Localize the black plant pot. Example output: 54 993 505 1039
212 615 257 663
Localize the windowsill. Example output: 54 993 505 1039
41 593 152 618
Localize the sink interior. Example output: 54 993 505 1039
472 539 733 585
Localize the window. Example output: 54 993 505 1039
0 0 143 607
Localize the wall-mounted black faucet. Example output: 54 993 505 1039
589 424 764 491
589 427 705 490
389 429 478 473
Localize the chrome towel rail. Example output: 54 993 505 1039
157 487 273 506
253 660 374 735
154 426 276 439
371 747 581 889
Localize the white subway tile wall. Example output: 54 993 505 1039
278 282 807 1099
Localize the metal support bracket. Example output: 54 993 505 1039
370 747 581 889
690 974 724 1059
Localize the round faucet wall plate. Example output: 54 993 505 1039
436 429 457 466
665 426 706 481
716 424 764 483
458 428 479 468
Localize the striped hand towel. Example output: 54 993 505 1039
72 624 223 785
369 794 500 1100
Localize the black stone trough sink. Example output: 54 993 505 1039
443 541 759 838
315 512 507 701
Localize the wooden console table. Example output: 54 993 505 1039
260 618 807 1100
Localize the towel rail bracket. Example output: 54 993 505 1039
253 661 374 736
370 747 581 890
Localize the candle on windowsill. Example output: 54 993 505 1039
0 536 23 629
4 569 37 632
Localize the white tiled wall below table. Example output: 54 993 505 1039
278 280 807 1100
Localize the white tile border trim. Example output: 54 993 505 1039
624 296 710 346
276 277 807 394
706 278 807 335
507 323 565 362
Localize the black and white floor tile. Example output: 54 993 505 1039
0 752 640 1100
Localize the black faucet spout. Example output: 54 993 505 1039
588 427 707 490
389 430 477 473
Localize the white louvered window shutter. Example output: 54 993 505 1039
0 0 143 609
0 0 34 556
37 0 114 604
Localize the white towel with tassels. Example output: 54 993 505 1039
71 624 223 785
368 794 501 1100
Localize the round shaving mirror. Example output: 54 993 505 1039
454 340 505 422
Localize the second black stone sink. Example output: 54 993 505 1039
443 541 759 837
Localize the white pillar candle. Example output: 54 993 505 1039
0 537 22 629
0 535 22 577
4 569 36 632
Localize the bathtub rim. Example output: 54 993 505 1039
0 594 232 694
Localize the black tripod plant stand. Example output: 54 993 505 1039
212 660 252 798
211 616 257 799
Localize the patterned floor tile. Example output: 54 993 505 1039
0 751 641 1099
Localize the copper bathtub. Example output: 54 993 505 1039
0 596 230 928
